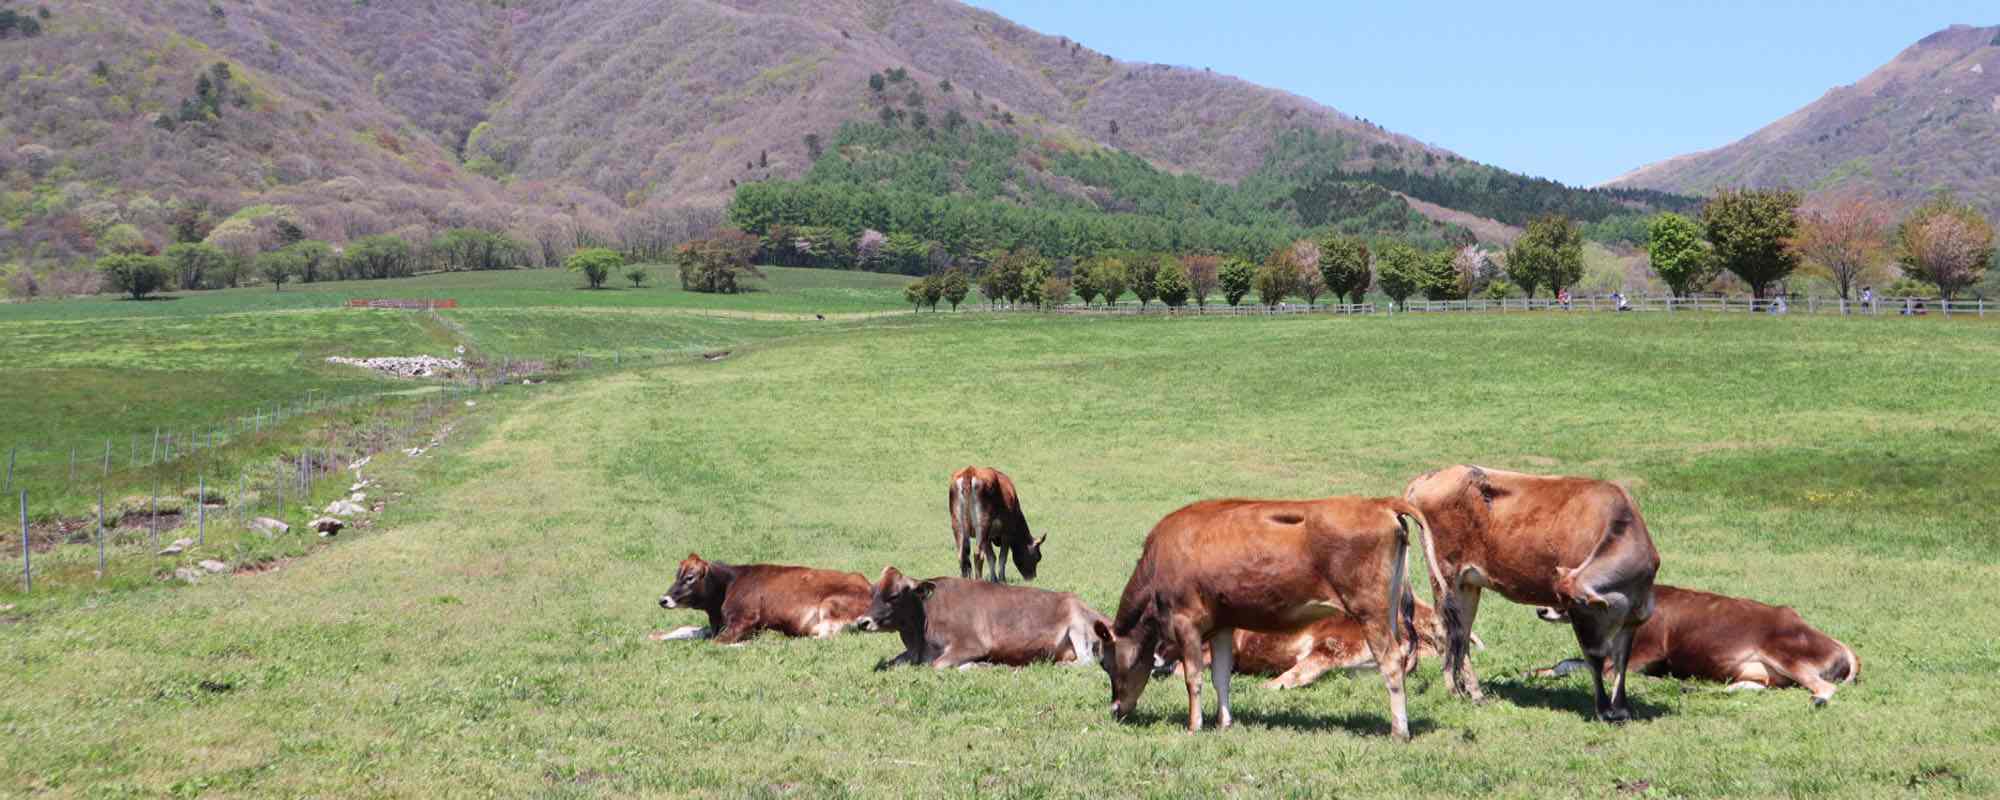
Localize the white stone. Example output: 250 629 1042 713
158 537 195 556
324 355 466 379
199 560 229 574
325 499 366 516
251 517 290 537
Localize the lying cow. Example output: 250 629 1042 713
1094 497 1422 740
657 552 872 644
858 566 1107 669
1405 465 1660 722
949 466 1045 582
1159 599 1473 690
1527 584 1858 705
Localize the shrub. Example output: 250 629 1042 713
566 248 622 290
6 268 38 300
625 266 649 287
676 230 764 293
1253 260 1296 307
98 254 170 299
343 235 415 280
164 242 228 291
255 250 299 291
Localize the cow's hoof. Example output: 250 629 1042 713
1600 707 1632 724
1812 695 1829 708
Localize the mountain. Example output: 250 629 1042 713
2 0 1688 270
1609 24 2000 213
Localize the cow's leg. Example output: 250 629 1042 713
1440 582 1486 701
1606 622 1638 721
1174 620 1206 732
1529 657 1591 679
1208 628 1235 729
996 538 1009 583
1761 656 1841 707
711 619 759 646
1362 611 1412 742
928 646 983 670
957 528 973 580
1569 608 1630 722
1266 654 1335 690
661 625 712 641
1724 680 1769 693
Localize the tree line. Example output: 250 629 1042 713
90 222 536 300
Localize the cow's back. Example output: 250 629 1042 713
926 578 1099 665
1407 465 1653 606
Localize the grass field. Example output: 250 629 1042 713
5 310 1997 798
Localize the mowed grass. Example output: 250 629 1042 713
5 312 2000 798
0 265 914 323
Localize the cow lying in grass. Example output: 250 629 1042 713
1157 599 1473 690
858 567 1108 669
1094 497 1421 739
657 553 872 644
1528 584 1858 705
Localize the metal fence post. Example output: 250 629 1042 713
18 490 27 593
103 440 112 477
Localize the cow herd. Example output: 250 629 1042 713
659 464 1857 741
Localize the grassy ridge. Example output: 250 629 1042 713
4 312 1997 797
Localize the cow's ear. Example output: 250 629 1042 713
914 581 936 600
1092 619 1114 644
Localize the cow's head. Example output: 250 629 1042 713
661 553 716 610
1092 616 1159 722
857 566 933 633
1011 534 1047 581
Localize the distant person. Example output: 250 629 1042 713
1615 292 1631 312
1859 286 1874 314
1902 297 1915 316
1772 295 1788 315
1558 288 1572 310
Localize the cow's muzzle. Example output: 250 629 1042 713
659 595 677 609
855 617 879 632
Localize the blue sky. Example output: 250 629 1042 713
966 1 1996 186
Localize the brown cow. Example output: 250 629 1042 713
1404 465 1660 722
1161 599 1473 690
1527 585 1858 705
949 466 1044 582
657 553 872 644
857 567 1109 669
1092 497 1421 740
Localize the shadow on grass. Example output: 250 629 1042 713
1119 707 1436 739
1485 677 1671 722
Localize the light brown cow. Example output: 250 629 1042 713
1161 599 1472 690
1093 497 1421 740
857 567 1109 669
658 553 872 644
1404 465 1660 722
950 466 1044 582
1528 585 1858 705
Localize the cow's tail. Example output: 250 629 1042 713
1387 506 1421 652
1829 640 1860 685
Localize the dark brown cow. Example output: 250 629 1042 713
857 567 1108 669
1162 599 1472 690
949 466 1044 582
1528 585 1858 705
1404 465 1660 722
1093 497 1421 740
657 553 872 644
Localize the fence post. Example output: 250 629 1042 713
197 475 206 548
151 428 160 465
18 490 27 593
103 440 112 476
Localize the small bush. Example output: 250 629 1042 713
565 248 623 290
625 266 649 287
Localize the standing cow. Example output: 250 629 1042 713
858 566 1108 669
1404 465 1660 722
1528 584 1858 705
1093 497 1421 740
658 553 873 644
950 466 1045 582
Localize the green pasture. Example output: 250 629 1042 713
4 311 1997 797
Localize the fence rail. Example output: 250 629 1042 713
931 295 1990 318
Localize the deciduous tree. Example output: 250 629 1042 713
1156 257 1191 308
1702 189 1801 299
1317 234 1372 305
255 250 299 291
1896 196 1994 301
1375 243 1424 309
1646 213 1715 298
164 242 228 291
98 254 169 300
1127 253 1160 308
1507 215 1585 298
1182 255 1220 308
566 247 622 289
1219 257 1254 306
941 268 970 310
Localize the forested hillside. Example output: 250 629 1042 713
2 0 1692 278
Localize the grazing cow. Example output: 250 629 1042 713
949 466 1045 582
1528 585 1858 705
1092 497 1421 740
657 553 872 644
857 567 1108 669
1404 465 1660 722
1160 599 1472 690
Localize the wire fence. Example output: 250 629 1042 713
921 294 1991 318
